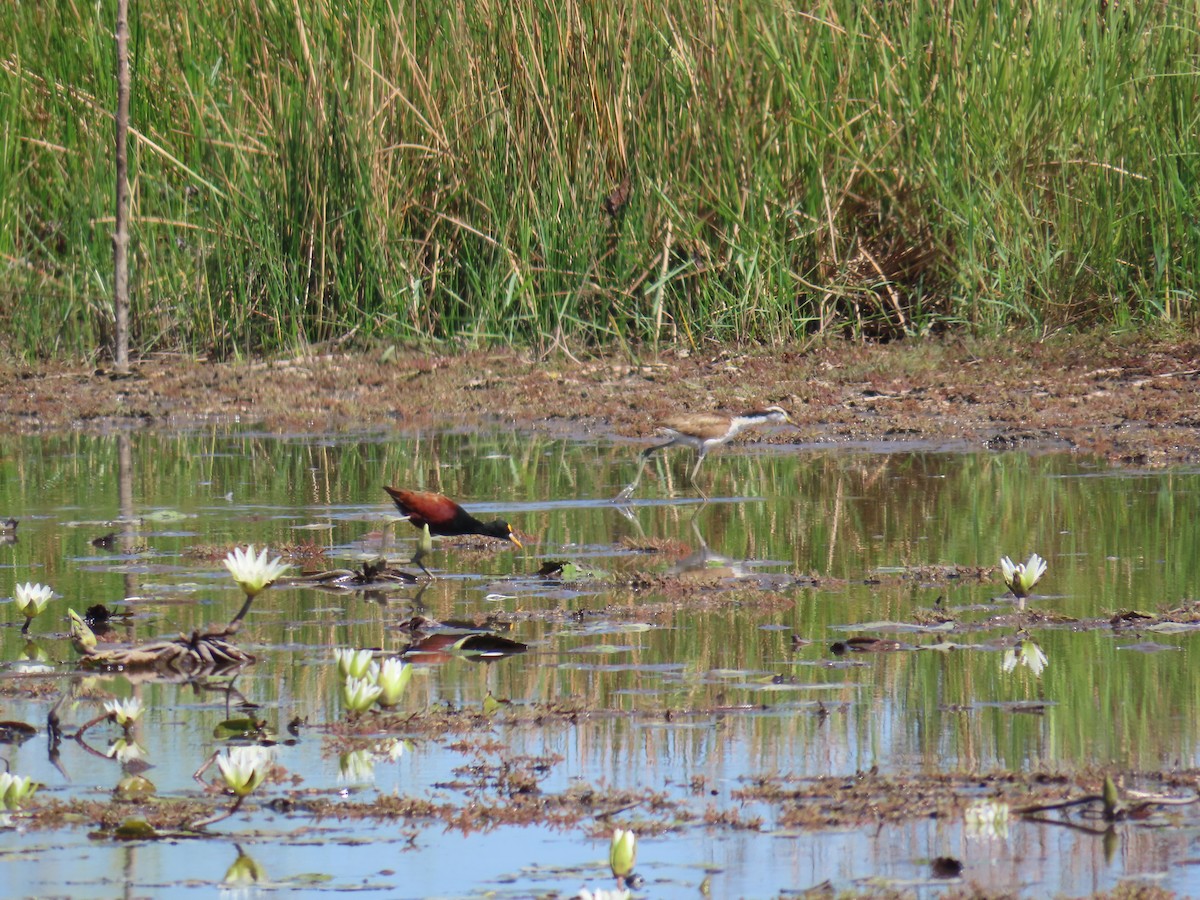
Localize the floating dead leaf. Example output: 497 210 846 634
1111 609 1156 626
77 627 255 676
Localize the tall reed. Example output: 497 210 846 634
0 0 1196 358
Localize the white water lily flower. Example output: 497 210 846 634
609 828 637 878
374 739 406 762
106 737 147 764
13 582 53 620
104 696 144 726
1002 639 1049 677
216 745 273 797
341 675 382 713
964 799 1011 841
375 657 412 708
223 546 289 598
338 749 376 785
335 648 376 681
578 889 631 900
0 772 38 810
999 553 1047 598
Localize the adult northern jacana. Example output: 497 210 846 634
383 487 523 579
615 405 792 500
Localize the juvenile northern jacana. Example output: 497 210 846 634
615 405 792 500
383 487 523 579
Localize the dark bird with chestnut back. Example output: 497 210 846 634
384 487 522 578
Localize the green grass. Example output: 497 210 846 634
1 0 1198 359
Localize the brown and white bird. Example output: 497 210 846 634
383 487 522 579
615 406 792 500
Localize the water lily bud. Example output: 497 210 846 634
375 658 412 708
0 772 38 810
335 648 376 681
341 675 382 713
609 828 637 878
68 609 98 652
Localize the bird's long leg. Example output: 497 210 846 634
614 439 676 501
688 448 710 499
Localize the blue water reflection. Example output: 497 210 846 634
0 430 1198 896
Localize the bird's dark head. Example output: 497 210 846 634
486 519 523 549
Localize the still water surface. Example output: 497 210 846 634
1 430 1199 897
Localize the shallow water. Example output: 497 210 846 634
2 429 1200 897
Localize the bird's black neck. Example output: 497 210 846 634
479 519 512 541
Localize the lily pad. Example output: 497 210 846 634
111 819 159 840
537 560 607 581
214 718 272 740
0 721 37 745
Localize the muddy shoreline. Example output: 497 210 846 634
2 333 1198 466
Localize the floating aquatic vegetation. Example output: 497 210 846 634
70 618 255 675
113 774 155 800
0 721 37 746
213 718 273 741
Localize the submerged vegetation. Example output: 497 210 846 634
2 1 1199 358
